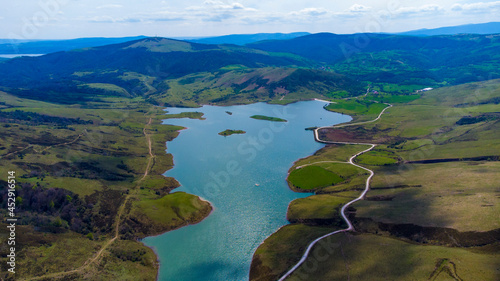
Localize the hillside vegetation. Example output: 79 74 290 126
0 93 211 280
0 37 369 106
4 33 500 108
250 79 500 281
248 33 500 86
0 33 499 280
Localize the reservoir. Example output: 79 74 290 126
0 54 44 58
142 100 350 281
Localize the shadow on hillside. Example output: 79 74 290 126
284 162 500 280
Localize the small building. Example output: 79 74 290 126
416 87 434 93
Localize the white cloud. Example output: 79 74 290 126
239 14 282 25
335 4 372 18
88 11 185 24
198 1 257 12
290 8 328 17
184 1 257 22
96 4 123 10
88 16 119 23
204 13 234 22
75 1 497 37
347 4 371 13
393 4 444 17
203 0 222 5
451 1 500 13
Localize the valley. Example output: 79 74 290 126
0 31 498 281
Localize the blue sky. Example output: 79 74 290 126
2 0 500 39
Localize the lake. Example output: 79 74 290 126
0 54 44 58
142 100 350 281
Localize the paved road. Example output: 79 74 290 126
278 103 392 281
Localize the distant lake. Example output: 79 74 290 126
0 54 44 58
142 100 351 281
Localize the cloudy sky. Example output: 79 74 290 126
2 0 500 39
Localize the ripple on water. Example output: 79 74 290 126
142 101 351 281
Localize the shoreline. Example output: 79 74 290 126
139 200 214 281
313 98 332 103
276 104 392 280
144 99 342 280
249 104 358 279
140 114 215 279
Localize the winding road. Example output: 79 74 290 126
278 103 392 281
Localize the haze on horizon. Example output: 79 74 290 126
2 0 500 40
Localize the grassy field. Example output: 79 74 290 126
287 145 370 193
287 193 353 222
0 223 105 278
375 83 427 94
0 93 212 280
325 99 388 122
250 79 500 281
287 233 500 281
130 192 212 234
250 224 340 281
354 149 399 166
368 93 421 104
163 111 205 120
82 83 131 97
292 144 369 164
288 166 343 190
356 161 500 232
97 239 158 280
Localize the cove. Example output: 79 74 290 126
142 100 351 281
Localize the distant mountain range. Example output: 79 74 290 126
185 32 310 45
0 36 147 55
1 28 500 106
0 37 362 105
1 22 499 56
0 37 311 83
0 33 309 55
248 33 500 84
398 22 500 36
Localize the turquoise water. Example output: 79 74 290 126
142 101 351 281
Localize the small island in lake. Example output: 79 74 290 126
250 115 287 122
164 111 206 120
218 129 246 136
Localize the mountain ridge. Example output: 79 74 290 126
186 32 310 45
0 36 148 55
397 21 500 36
0 37 363 105
247 33 500 85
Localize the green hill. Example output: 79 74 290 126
164 67 364 106
0 37 366 105
3 33 500 106
248 33 500 85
